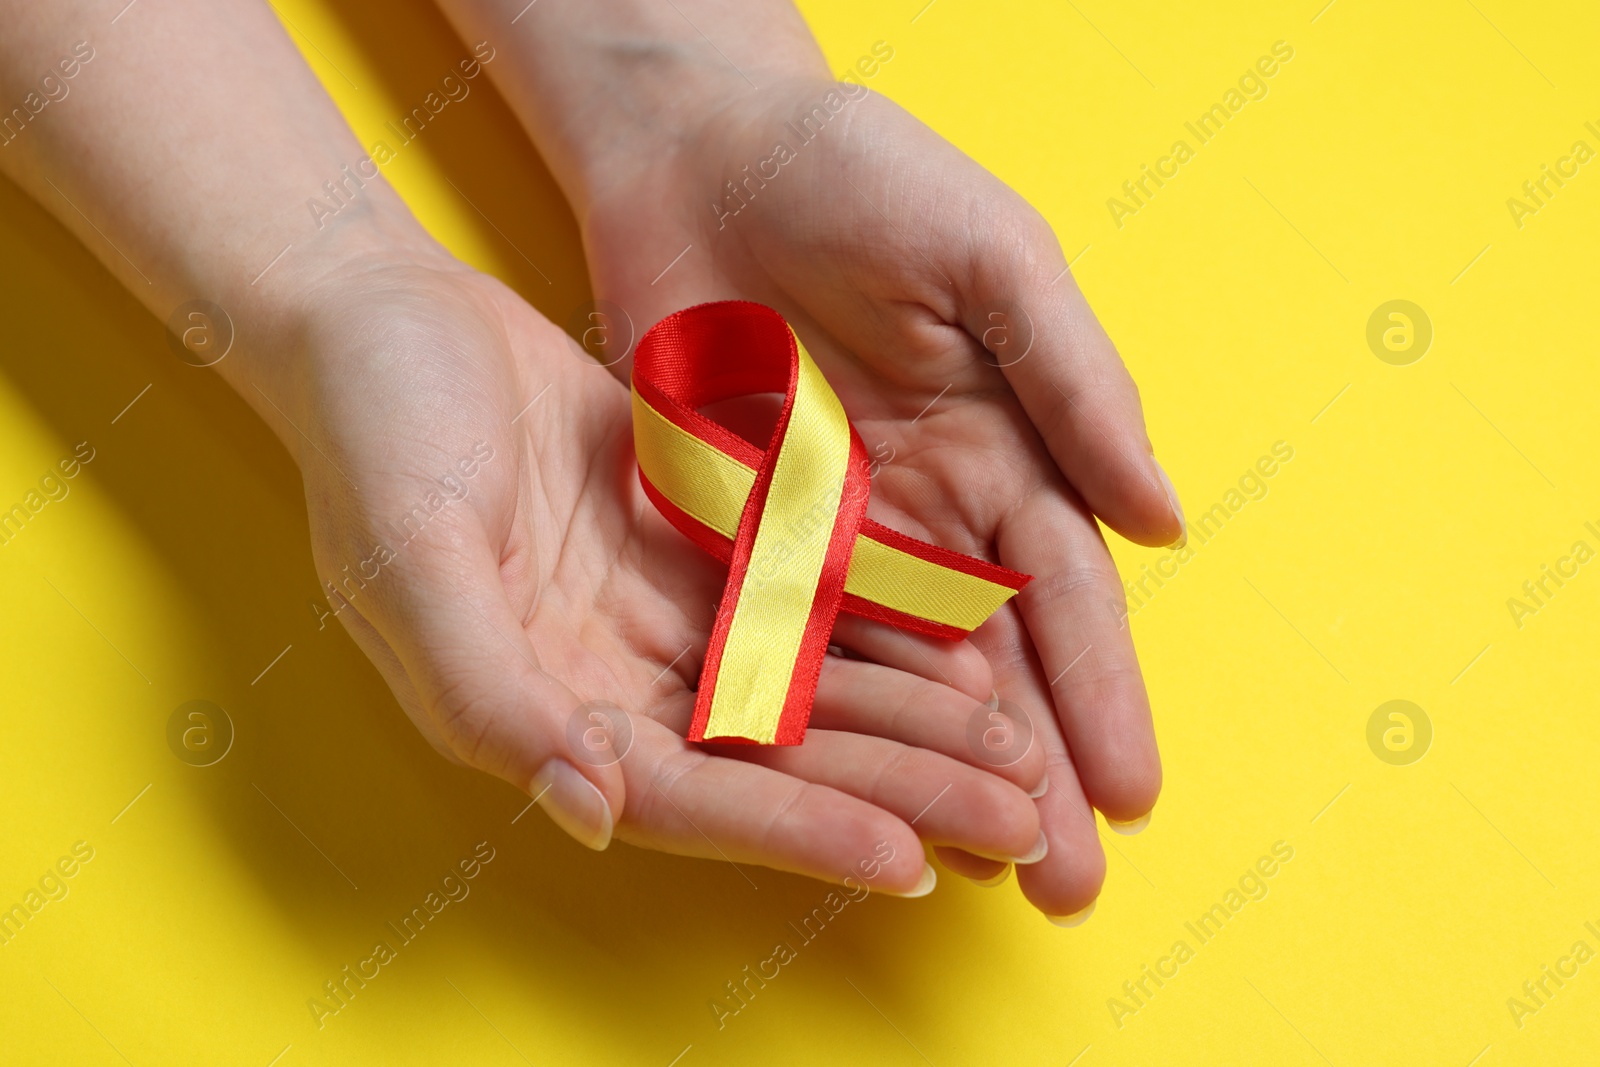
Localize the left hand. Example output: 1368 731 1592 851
575 75 1185 920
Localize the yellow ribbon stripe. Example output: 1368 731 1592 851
699 347 849 742
632 389 1019 637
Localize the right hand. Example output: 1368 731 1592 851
271 245 1048 892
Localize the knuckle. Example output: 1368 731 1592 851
1025 561 1122 607
872 745 920 799
882 682 920 738
427 669 512 770
629 752 701 831
758 781 814 855
974 773 1034 831
1060 656 1145 704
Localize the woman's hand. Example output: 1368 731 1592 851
576 79 1180 919
434 0 1188 915
282 245 1048 891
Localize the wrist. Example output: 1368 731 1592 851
196 193 464 446
441 0 829 216
267 196 459 337
559 64 830 210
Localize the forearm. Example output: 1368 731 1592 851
0 0 445 453
430 0 829 215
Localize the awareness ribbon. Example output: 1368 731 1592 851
632 301 1030 745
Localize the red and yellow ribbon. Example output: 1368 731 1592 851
632 301 1030 745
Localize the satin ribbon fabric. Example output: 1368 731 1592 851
632 301 1030 745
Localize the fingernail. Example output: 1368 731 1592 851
883 862 937 898
1028 775 1050 799
1047 899 1097 928
1107 811 1151 836
1154 460 1186 549
530 758 614 851
1012 831 1048 865
986 690 1000 710
967 864 1012 888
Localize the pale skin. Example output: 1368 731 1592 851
1 0 1181 921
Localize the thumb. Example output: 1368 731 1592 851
961 210 1185 549
365 527 627 851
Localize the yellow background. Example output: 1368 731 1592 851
2 0 1596 1062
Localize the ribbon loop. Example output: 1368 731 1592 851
633 301 1029 745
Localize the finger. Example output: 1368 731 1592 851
809 655 1045 795
830 613 993 702
353 515 626 851
724 729 1043 865
997 486 1163 824
970 612 1107 921
1016 725 1107 923
957 208 1184 549
618 717 935 896
933 847 1010 887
